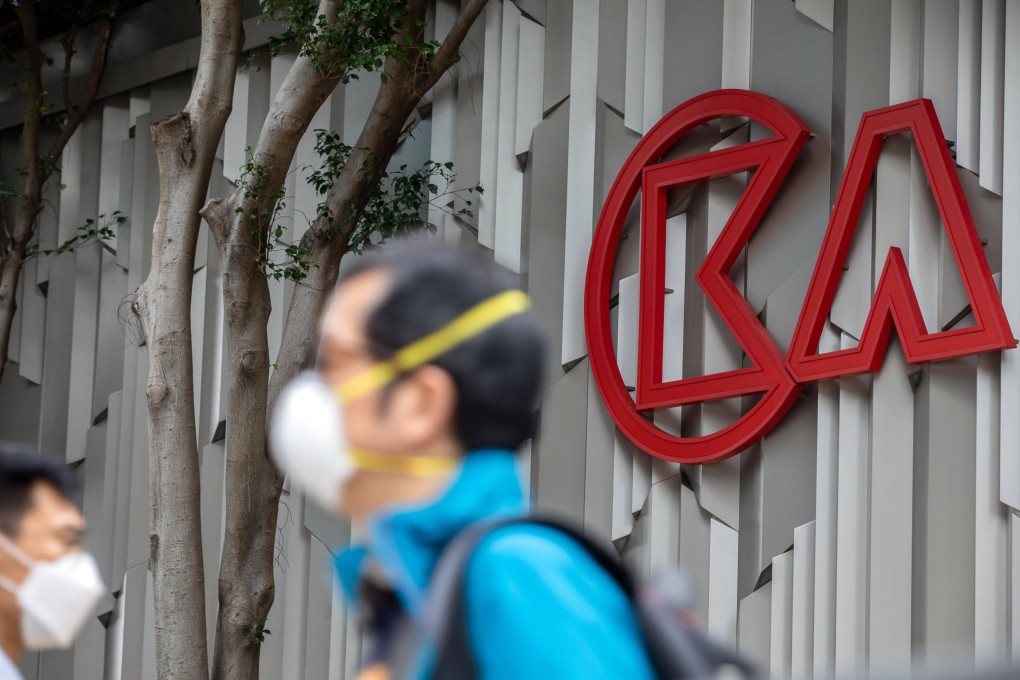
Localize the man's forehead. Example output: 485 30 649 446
22 481 83 528
320 268 392 347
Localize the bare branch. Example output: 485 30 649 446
427 0 489 82
46 11 116 173
59 24 78 112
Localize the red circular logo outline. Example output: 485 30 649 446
584 90 810 464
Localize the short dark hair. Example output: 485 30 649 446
339 246 545 452
0 442 80 536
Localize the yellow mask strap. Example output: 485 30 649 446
337 289 530 403
349 449 460 477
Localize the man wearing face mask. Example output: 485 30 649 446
0 443 105 680
273 247 655 680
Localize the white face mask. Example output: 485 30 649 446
271 372 355 511
270 372 461 512
0 533 105 650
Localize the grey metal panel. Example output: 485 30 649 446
303 538 335 680
452 10 486 226
112 342 139 586
100 391 123 588
745 0 833 313
738 583 772 668
795 0 834 32
721 0 751 92
66 110 104 463
477 2 503 250
834 342 870 674
513 0 546 25
979 0 1005 195
200 442 225 652
119 564 149 680
957 0 982 173
812 327 840 677
584 369 615 536
707 518 739 643
560 0 600 365
532 359 589 518
914 358 978 655
647 473 681 574
304 494 351 549
116 137 135 271
758 386 817 586
93 249 128 419
974 352 1010 660
640 0 665 133
921 0 959 140
623 0 646 132
0 366 42 445
126 350 151 570
259 492 293 680
791 522 816 677
660 0 726 111
998 0 1020 514
34 132 60 286
82 421 111 578
280 489 311 680
17 257 47 385
493 2 525 271
830 187 875 340
525 100 570 390
38 251 76 458
867 341 914 670
542 0 571 113
128 115 152 291
596 0 626 115
770 550 793 676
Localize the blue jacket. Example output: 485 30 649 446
335 449 656 680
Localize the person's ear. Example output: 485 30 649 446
391 366 458 448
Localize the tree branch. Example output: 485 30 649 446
59 23 78 112
46 10 116 174
427 0 489 81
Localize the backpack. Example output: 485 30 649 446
424 515 762 680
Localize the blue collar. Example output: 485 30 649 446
334 449 525 619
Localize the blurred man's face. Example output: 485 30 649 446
317 268 461 522
0 482 86 622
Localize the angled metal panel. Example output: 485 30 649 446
477 1 504 250
979 0 1005 195
791 522 816 678
867 341 914 670
623 0 647 132
543 0 572 113
770 550 794 677
833 335 870 675
956 0 982 172
738 583 772 669
596 0 626 115
998 0 1020 511
533 359 589 518
812 326 839 678
974 352 1010 660
561 0 601 365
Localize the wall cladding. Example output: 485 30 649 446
1 0 1019 677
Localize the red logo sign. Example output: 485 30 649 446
585 89 1015 464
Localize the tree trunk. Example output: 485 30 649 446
201 3 489 678
133 2 242 679
0 0 114 384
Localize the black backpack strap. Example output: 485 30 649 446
425 514 629 680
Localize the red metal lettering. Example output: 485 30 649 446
585 90 1014 465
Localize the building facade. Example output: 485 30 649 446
1 0 1019 678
